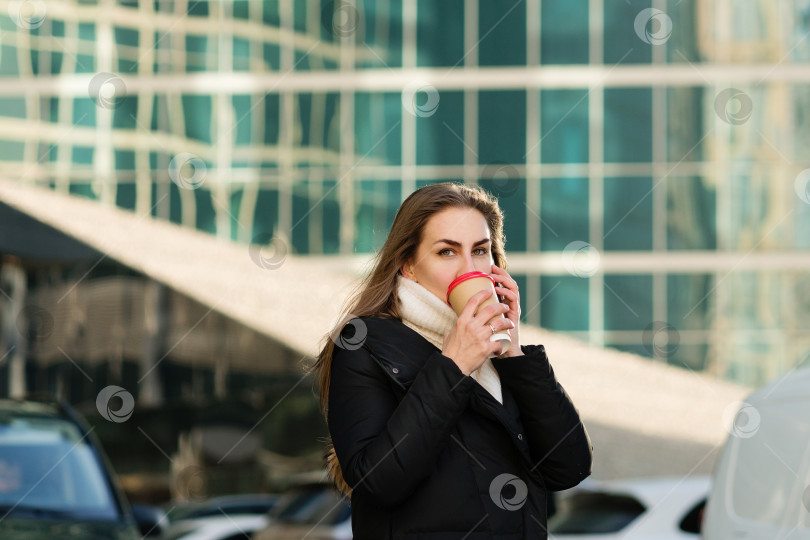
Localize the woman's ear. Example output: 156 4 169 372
400 261 414 280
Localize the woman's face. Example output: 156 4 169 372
401 206 494 304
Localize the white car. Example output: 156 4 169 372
548 475 710 539
253 482 352 540
161 514 269 540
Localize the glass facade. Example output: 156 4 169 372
2 0 809 386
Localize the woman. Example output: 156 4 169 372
313 182 592 539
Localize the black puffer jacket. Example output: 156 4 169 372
328 316 592 539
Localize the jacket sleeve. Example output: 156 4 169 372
328 343 477 508
492 344 592 491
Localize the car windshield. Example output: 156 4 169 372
0 413 120 520
547 491 646 534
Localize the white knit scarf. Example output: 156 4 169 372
396 275 503 404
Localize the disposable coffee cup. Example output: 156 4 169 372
446 271 512 356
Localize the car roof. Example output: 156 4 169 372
0 399 62 417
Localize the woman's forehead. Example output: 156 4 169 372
422 207 490 240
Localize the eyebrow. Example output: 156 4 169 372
433 238 491 248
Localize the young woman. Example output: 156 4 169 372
313 182 592 539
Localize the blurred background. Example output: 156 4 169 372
0 0 809 528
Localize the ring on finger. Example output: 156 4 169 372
488 323 496 335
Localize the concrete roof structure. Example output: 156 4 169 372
0 179 752 479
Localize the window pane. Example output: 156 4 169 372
541 89 589 163
604 274 652 331
355 92 402 165
479 1 526 66
603 177 653 251
604 0 653 64
667 177 716 250
479 178 526 251
478 90 526 165
359 0 403 68
604 88 652 163
416 90 463 165
541 0 589 64
294 92 341 159
354 179 401 253
417 0 464 66
540 276 589 331
540 177 588 251
667 87 705 162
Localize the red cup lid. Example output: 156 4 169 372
446 271 494 304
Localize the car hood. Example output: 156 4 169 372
0 517 140 540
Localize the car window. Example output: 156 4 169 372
0 414 119 520
679 498 706 534
271 487 349 526
547 491 646 534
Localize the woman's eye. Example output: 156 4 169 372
473 248 489 255
438 248 453 256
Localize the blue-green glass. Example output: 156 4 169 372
115 26 138 46
114 150 135 171
116 183 136 210
603 0 653 64
233 1 250 19
478 90 526 165
479 0 526 66
263 43 280 70
666 177 716 250
354 179 401 253
194 189 216 234
263 94 280 145
187 1 209 17
232 95 253 146
604 274 653 331
667 273 713 330
51 20 65 38
416 90 463 165
478 177 526 251
540 275 589 331
230 189 244 242
355 92 402 165
181 95 212 143
665 2 698 62
541 0 589 64
293 0 307 33
417 0 464 66
185 35 207 72
69 183 95 199
0 140 24 160
541 89 589 163
50 51 64 75
540 177 589 251
72 146 94 165
263 0 281 25
0 45 19 75
168 182 183 225
291 180 311 254
0 98 25 119
112 96 137 130
358 0 403 68
76 54 95 73
604 88 652 163
667 87 704 162
233 37 251 71
296 93 340 154
253 188 280 241
603 177 653 251
322 180 340 254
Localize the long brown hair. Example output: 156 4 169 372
311 182 508 494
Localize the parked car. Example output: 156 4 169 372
161 514 268 540
702 367 810 539
160 493 279 540
0 396 164 539
253 482 351 540
548 475 710 539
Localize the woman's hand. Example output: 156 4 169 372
442 289 515 375
491 264 521 357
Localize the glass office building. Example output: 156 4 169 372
1 0 809 386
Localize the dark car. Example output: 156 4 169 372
0 397 161 539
